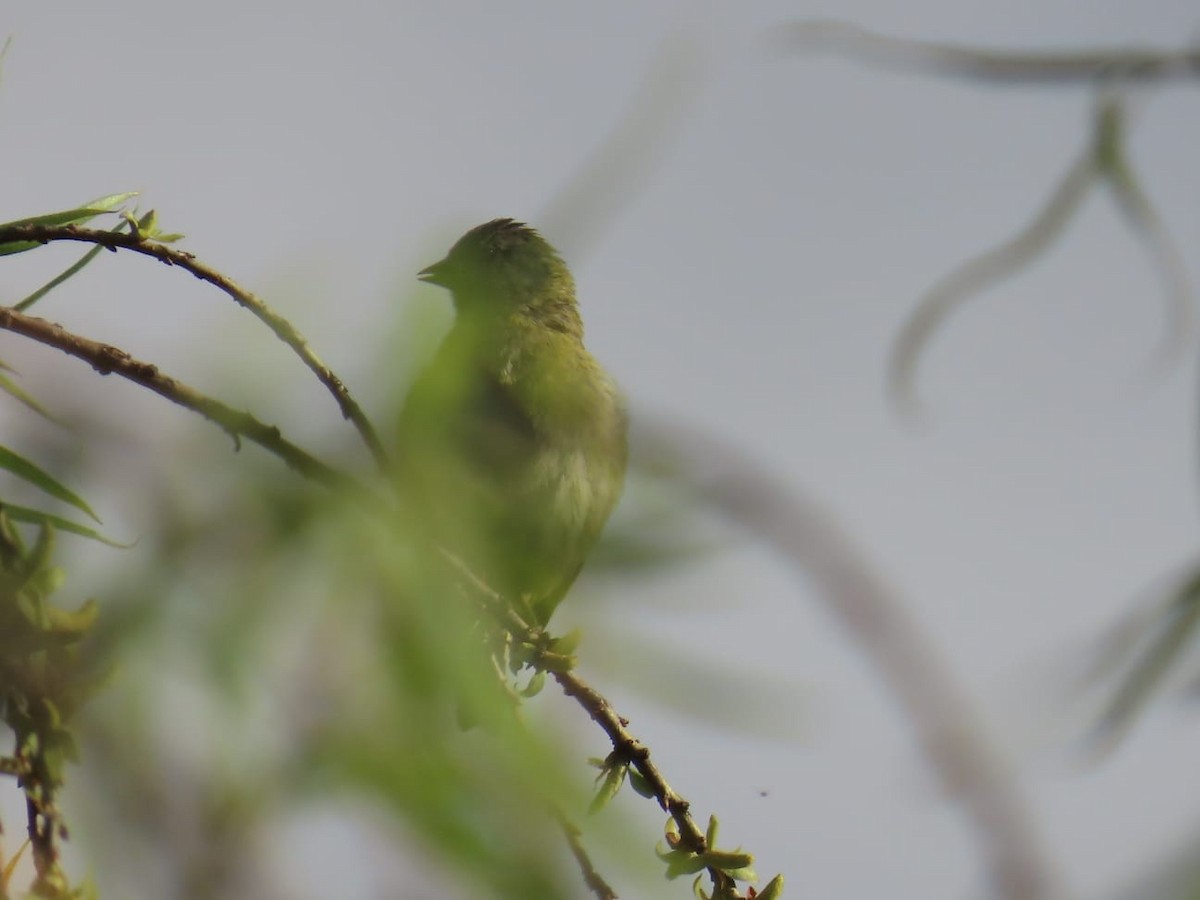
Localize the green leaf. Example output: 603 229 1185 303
14 244 105 312
0 445 99 522
15 215 139 312
628 766 655 798
0 370 57 422
27 519 55 572
588 762 626 814
0 239 48 257
705 814 719 847
657 847 708 880
118 206 184 244
138 208 158 235
519 670 545 698
701 850 755 882
45 598 99 639
0 191 138 256
703 850 753 871
665 816 680 844
80 191 139 213
3 505 127 547
756 874 784 899
0 207 111 232
551 628 583 656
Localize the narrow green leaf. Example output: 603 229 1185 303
519 670 546 698
658 847 708 880
0 240 43 257
702 850 753 871
13 244 105 311
0 445 99 522
551 628 583 656
588 763 626 814
3 505 126 547
0 206 115 232
0 192 138 256
0 371 57 422
628 767 655 799
756 874 784 899
27 519 55 572
665 817 680 844
0 503 29 557
45 598 99 638
80 191 139 213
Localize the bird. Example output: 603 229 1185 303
397 218 627 627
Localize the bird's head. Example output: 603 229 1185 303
418 219 575 320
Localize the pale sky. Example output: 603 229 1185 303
4 2 1200 898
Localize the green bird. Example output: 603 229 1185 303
398 218 627 626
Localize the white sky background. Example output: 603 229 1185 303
4 2 1200 898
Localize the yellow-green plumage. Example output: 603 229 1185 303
398 219 627 624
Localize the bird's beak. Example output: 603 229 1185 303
417 258 450 287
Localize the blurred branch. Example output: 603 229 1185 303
541 23 710 259
1086 569 1200 755
887 129 1093 419
0 222 389 471
887 93 1192 419
769 20 1200 84
1110 818 1200 900
0 306 361 494
1099 113 1194 379
635 415 1067 900
558 815 618 900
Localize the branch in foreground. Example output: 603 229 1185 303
0 306 361 495
447 547 753 896
552 667 703 833
634 416 1067 900
770 19 1200 85
0 222 389 471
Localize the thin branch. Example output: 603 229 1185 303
557 814 619 900
447 552 711 856
26 796 55 882
541 25 710 260
887 147 1094 420
445 547 740 894
0 223 389 471
436 557 625 896
635 417 1068 900
551 666 706 852
769 20 1200 85
0 306 363 495
550 665 742 895
438 547 543 640
1102 138 1195 378
889 93 1194 419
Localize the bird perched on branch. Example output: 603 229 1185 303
398 218 627 626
